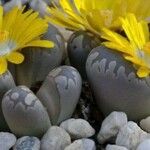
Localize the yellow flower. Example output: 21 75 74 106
45 0 125 36
0 6 54 75
46 0 150 36
101 13 150 78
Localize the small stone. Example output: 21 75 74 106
64 140 83 150
106 144 128 150
41 126 71 150
64 139 96 150
116 121 148 150
140 116 150 133
0 132 16 150
60 118 95 139
2 86 51 137
82 139 96 150
137 139 150 150
97 111 128 144
13 136 40 150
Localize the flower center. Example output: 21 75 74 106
100 9 113 27
0 31 9 42
0 30 12 56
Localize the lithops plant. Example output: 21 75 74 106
0 2 82 138
15 23 65 88
0 65 81 136
86 14 150 120
0 71 16 130
0 71 15 104
0 5 54 81
67 31 100 80
2 86 51 137
37 66 82 124
86 45 150 121
0 4 54 132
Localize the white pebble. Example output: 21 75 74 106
97 111 128 144
137 139 150 150
64 139 96 150
116 121 148 150
60 118 95 139
41 126 71 150
0 132 16 150
106 144 128 150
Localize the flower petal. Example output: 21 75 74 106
7 52 24 64
137 67 150 78
0 57 7 75
24 40 54 48
0 6 3 29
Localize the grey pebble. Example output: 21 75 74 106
13 136 40 150
116 121 148 150
41 126 71 150
0 132 16 150
64 139 96 150
106 144 128 150
60 118 95 139
136 139 150 150
97 111 127 144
